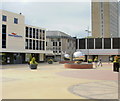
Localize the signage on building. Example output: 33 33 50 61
8 33 22 38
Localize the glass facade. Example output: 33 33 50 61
77 38 120 49
25 26 45 50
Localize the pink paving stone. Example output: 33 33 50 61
57 69 118 81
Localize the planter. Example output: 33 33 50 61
64 63 93 69
48 61 53 64
29 64 38 69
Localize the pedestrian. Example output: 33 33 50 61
94 57 98 68
98 58 102 67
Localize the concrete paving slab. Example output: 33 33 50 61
0 62 119 99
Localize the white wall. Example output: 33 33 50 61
2 10 25 51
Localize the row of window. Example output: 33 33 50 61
25 39 45 50
53 51 61 53
53 42 61 46
2 15 18 24
76 38 120 49
26 27 45 40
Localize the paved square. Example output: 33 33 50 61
0 62 119 99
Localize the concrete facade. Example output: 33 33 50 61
118 1 120 37
0 10 52 64
46 31 76 61
1 10 25 52
76 38 120 62
92 0 119 38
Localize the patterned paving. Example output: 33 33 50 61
69 81 118 99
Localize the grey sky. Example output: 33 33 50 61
1 2 91 38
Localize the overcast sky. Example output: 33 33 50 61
1 1 91 38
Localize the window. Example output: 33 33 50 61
2 15 7 22
43 41 45 50
29 39 32 49
79 39 85 49
14 18 18 24
59 42 61 46
95 38 102 49
2 24 6 48
36 29 38 39
25 39 28 49
29 28 32 38
36 40 38 50
26 27 28 37
43 30 45 33
104 38 111 49
33 40 35 50
39 41 41 50
53 42 55 46
113 38 120 49
33 28 35 38
87 38 94 49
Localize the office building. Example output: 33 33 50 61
46 31 76 61
76 38 120 62
92 0 119 38
118 1 120 37
0 10 52 64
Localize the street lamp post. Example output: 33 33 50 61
85 26 91 61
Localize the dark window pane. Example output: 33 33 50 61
40 41 41 50
104 38 111 49
95 38 102 49
2 24 6 48
43 41 45 50
33 28 35 38
87 38 94 49
14 18 18 24
59 42 61 46
26 27 28 37
29 28 32 38
36 40 38 50
79 39 85 49
113 38 120 49
76 39 78 49
36 29 38 39
29 39 32 49
2 15 7 21
33 40 35 50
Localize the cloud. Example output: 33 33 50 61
2 2 91 38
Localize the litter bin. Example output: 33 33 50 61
113 62 119 72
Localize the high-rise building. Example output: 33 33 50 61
92 0 119 38
118 1 120 37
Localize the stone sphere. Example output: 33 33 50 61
64 54 70 58
73 51 85 58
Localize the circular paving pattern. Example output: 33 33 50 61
69 81 118 99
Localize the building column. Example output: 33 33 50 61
111 38 113 49
94 38 95 49
77 39 79 49
86 38 87 49
102 38 104 49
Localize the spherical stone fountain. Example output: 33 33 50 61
64 51 93 69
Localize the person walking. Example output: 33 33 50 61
94 57 98 68
98 58 102 67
